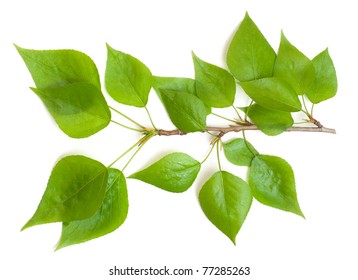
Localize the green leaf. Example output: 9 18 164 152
153 76 196 95
199 171 252 244
22 156 108 230
226 12 276 81
105 44 152 107
240 77 301 112
223 138 258 166
129 152 201 193
152 76 211 115
305 49 337 104
56 168 128 250
15 45 101 89
31 82 111 138
158 89 207 133
192 53 236 108
245 104 294 136
248 155 304 217
273 32 312 94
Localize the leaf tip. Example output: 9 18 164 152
290 202 305 219
127 173 136 179
14 44 26 55
21 220 33 231
280 30 286 39
296 208 305 219
54 241 65 252
29 87 41 96
106 43 115 52
243 11 254 24
317 47 331 59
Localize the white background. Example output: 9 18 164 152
1 0 357 279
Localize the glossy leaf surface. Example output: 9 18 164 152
223 138 258 166
305 49 337 104
105 44 152 107
22 156 108 230
31 82 111 138
153 76 211 114
129 153 201 193
245 104 293 136
226 13 276 81
15 45 101 89
193 53 236 108
199 171 252 244
249 155 304 217
56 169 128 250
240 77 301 112
158 89 207 132
274 32 313 94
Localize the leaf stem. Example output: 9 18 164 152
242 130 248 142
109 106 145 129
244 100 254 121
122 134 153 172
205 130 217 137
107 138 143 168
201 140 217 164
110 120 144 132
301 96 310 116
232 105 244 121
310 104 315 117
216 140 222 171
144 106 157 130
211 112 237 124
242 130 256 156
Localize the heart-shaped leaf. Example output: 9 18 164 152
223 138 258 166
129 152 201 193
15 45 101 89
273 32 313 94
56 168 128 250
22 156 108 230
31 82 111 138
193 53 236 108
105 44 152 107
158 89 207 133
248 155 304 217
226 12 276 81
240 77 301 112
305 49 337 104
199 171 252 244
153 76 211 114
245 104 294 136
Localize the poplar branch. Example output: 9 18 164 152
156 125 336 136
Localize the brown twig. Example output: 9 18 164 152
156 125 336 136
